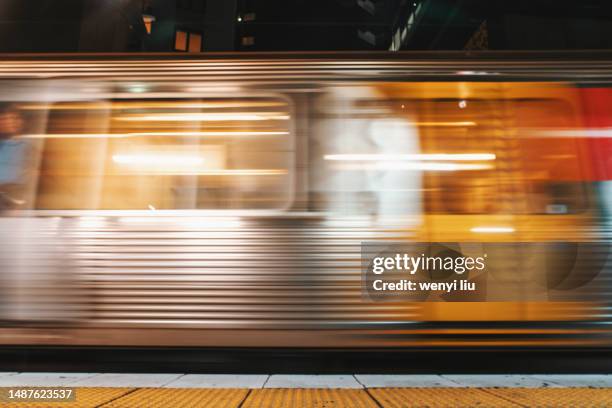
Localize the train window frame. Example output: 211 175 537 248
27 91 297 216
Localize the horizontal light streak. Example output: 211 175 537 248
336 162 492 171
112 152 284 176
112 154 204 167
19 101 287 110
112 166 285 177
414 121 476 127
185 169 286 176
532 128 612 138
324 153 496 162
19 131 287 139
114 112 289 122
471 226 516 233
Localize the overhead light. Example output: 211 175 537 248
142 14 156 34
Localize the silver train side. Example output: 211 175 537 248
0 52 610 348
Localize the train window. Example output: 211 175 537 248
312 88 501 219
423 99 501 214
31 97 293 210
312 87 588 217
311 86 423 220
511 99 589 214
34 101 111 210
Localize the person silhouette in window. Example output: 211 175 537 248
0 104 28 210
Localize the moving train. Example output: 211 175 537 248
0 52 610 348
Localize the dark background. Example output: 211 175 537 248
1 0 612 53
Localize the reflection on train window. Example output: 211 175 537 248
33 98 293 210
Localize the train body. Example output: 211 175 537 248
0 52 610 348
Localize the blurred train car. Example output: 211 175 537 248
0 52 610 348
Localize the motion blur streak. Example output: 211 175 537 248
19 131 289 139
112 154 205 166
0 53 610 349
114 113 290 122
471 227 516 233
334 162 493 171
323 153 496 161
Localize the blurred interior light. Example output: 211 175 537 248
112 145 228 174
534 128 612 138
324 153 495 161
20 101 286 110
148 204 156 211
191 169 286 176
113 153 205 167
414 121 476 127
19 131 288 139
112 149 283 175
471 226 516 233
114 113 289 122
458 100 467 109
336 162 492 171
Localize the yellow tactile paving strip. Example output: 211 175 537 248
2 387 612 407
100 388 249 408
0 388 133 408
488 388 612 408
369 387 522 408
243 389 378 408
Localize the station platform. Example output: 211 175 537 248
0 373 611 407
